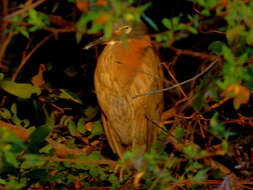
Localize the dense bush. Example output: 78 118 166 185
0 0 252 189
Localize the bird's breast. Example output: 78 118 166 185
97 37 152 86
94 36 163 150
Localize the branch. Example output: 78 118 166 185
132 60 218 98
3 0 46 20
11 34 52 81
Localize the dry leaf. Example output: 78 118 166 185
76 0 89 12
85 122 93 132
134 171 145 188
222 83 250 109
96 0 107 6
90 140 100 147
32 64 46 86
94 15 109 24
161 107 177 121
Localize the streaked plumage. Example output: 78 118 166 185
92 20 164 158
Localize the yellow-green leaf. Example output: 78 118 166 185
0 81 41 99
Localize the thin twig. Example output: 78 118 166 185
0 34 52 106
0 0 9 38
41 157 117 166
3 0 46 20
0 32 15 68
170 46 221 61
132 60 218 98
11 34 52 81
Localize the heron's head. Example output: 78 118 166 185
84 19 147 50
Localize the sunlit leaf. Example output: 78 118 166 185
77 118 86 134
0 108 12 120
162 18 171 29
59 89 82 104
21 154 45 169
28 125 51 145
246 30 253 45
208 41 226 55
0 179 6 185
226 25 245 45
192 169 209 182
0 81 41 99
187 26 198 34
4 152 19 168
183 144 199 159
27 9 49 31
90 121 103 137
68 120 78 136
210 113 235 139
83 106 98 121
175 127 184 141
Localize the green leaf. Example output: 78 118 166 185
45 109 56 126
76 32 83 44
222 45 234 64
59 89 82 104
0 73 4 80
183 144 199 159
175 127 184 141
246 30 253 44
90 121 103 137
103 21 113 40
8 138 26 154
10 103 17 114
0 108 12 119
0 179 6 185
0 81 41 99
192 169 209 182
83 106 98 121
20 119 30 128
86 151 103 160
162 18 171 29
201 9 210 16
10 103 22 126
208 41 226 55
187 26 198 34
76 12 100 34
242 67 253 90
77 118 86 134
4 152 19 168
28 125 51 145
226 25 245 45
68 120 78 136
5 179 27 190
16 26 29 38
88 23 104 34
27 8 49 31
172 17 180 27
210 113 235 139
221 140 229 152
39 144 52 154
21 154 45 169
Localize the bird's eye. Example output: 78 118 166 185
122 25 132 34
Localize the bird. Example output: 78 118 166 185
85 19 164 159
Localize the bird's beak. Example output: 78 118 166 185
83 36 104 50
